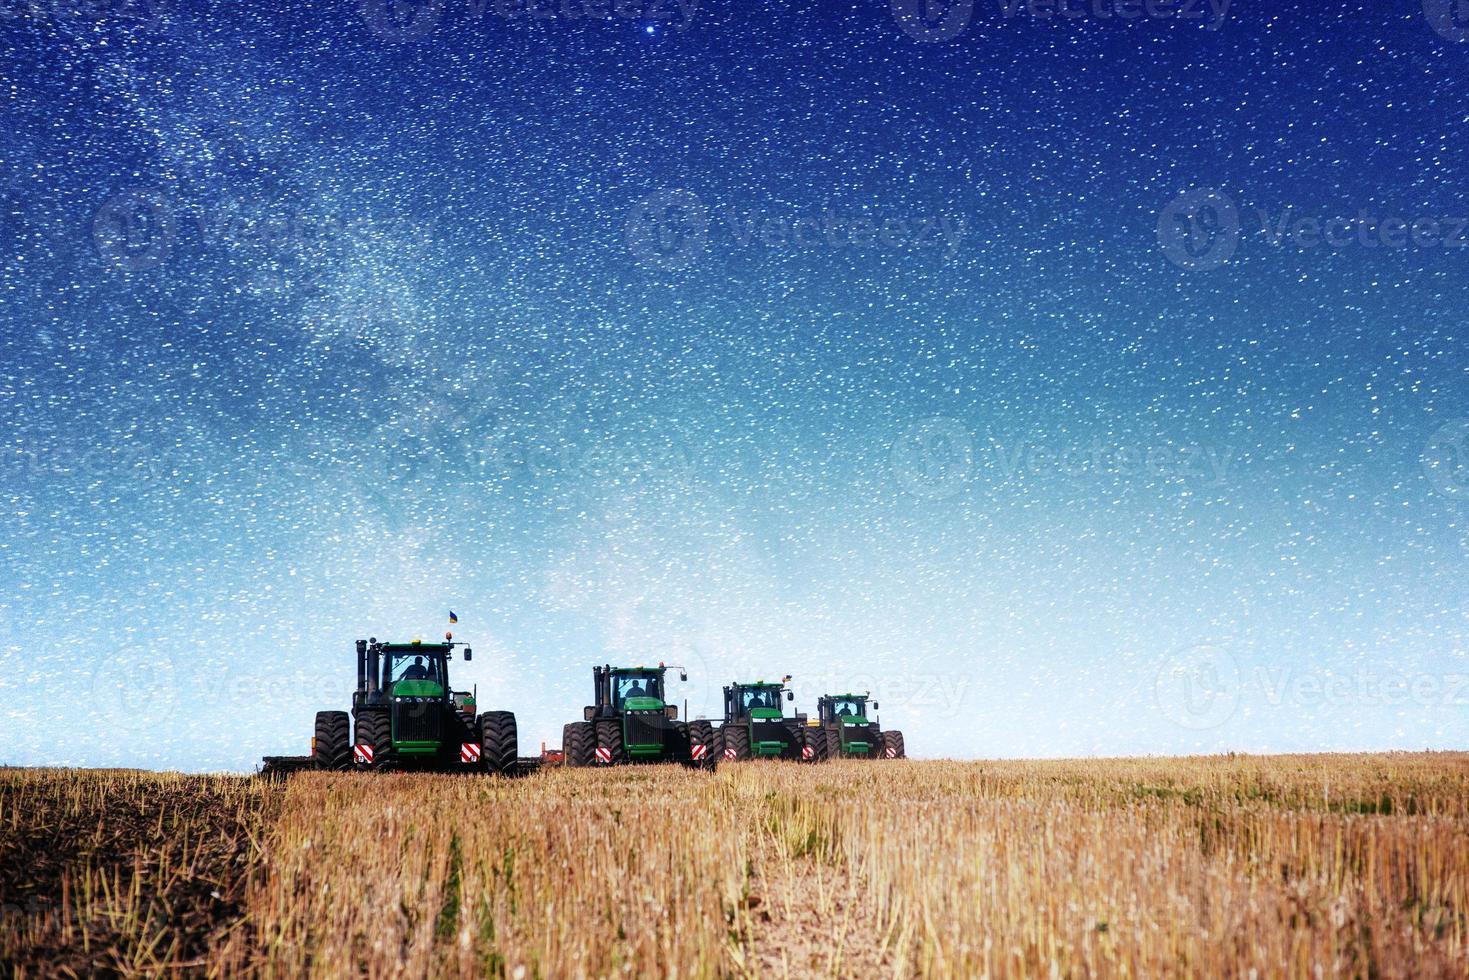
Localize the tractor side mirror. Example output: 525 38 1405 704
464 647 472 661
786 691 794 701
872 702 879 710
679 672 688 682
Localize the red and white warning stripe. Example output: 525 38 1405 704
884 746 897 758
801 745 813 760
723 746 738 761
595 745 612 764
691 743 708 761
353 743 374 764
460 742 481 764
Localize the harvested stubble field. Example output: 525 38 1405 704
2 754 1467 978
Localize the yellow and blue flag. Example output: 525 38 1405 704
448 611 458 624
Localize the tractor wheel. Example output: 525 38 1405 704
824 726 841 759
564 722 596 767
686 720 716 769
803 727 827 763
594 719 628 765
479 711 518 775
881 730 906 759
722 725 750 762
312 711 350 770
355 711 392 770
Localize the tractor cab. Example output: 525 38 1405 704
817 694 872 725
724 681 795 722
610 669 666 710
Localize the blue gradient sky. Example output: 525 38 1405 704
1 1 1466 770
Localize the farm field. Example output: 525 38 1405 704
2 754 1467 978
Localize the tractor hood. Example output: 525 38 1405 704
750 707 784 720
623 695 665 711
391 679 444 698
839 714 869 725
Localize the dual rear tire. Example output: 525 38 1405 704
479 710 518 775
720 725 751 761
313 711 350 770
563 722 596 767
686 719 716 769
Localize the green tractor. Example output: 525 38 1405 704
813 693 905 760
561 663 716 768
714 677 819 762
307 635 519 774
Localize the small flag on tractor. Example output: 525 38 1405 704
449 611 458 624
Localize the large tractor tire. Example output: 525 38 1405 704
721 725 751 762
594 718 628 765
313 711 350 770
803 727 827 763
686 719 716 769
564 721 596 767
880 730 906 759
355 710 392 770
479 711 518 775
824 726 842 759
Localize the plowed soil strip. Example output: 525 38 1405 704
0 770 275 977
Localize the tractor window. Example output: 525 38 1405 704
741 688 779 712
830 699 865 719
387 653 442 686
614 674 662 705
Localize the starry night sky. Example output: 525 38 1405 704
1 1 1466 770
